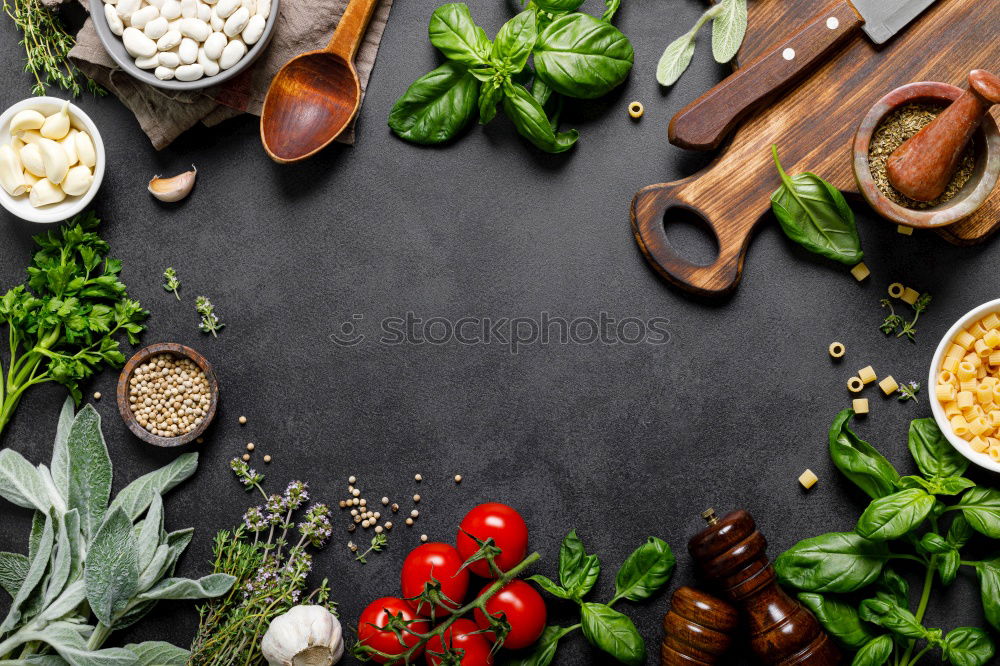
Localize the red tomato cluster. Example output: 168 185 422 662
357 503 546 665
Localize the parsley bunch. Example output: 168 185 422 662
0 213 147 435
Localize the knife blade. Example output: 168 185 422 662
668 0 940 151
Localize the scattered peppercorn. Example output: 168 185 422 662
420 534 428 542
246 443 254 451
413 494 421 503
405 518 414 526
375 526 384 534
385 522 393 530
349 475 357 484
382 497 389 505
347 524 355 533
239 415 247 425
263 455 271 464
414 474 422 482
392 503 399 513
454 475 462 483
93 392 102 400
241 453 250 462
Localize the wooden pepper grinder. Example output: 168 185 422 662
661 586 740 665
887 69 1000 202
688 509 841 666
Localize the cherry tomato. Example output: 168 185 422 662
473 580 547 649
401 543 470 616
425 618 495 666
357 597 430 664
456 503 529 577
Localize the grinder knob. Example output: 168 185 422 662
661 586 739 665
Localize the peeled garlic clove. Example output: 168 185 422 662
40 102 71 141
20 143 46 177
62 165 94 196
37 137 69 184
0 145 27 196
10 109 45 135
149 165 196 202
74 131 96 167
60 129 78 165
29 178 65 207
23 170 40 186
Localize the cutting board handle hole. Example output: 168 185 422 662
662 207 720 268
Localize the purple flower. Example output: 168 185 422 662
284 481 309 509
243 506 268 532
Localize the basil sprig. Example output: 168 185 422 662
520 531 674 665
389 2 634 153
775 410 1000 666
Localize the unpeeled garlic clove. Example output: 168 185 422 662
0 145 27 196
62 165 94 196
29 178 65 207
40 101 71 141
9 109 45 135
37 137 69 184
148 165 196 202
20 143 46 178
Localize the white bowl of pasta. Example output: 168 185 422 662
930 298 1000 473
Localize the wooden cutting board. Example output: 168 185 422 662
630 0 1000 297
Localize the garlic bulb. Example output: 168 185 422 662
261 605 344 666
148 165 196 202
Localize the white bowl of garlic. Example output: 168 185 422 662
0 97 105 224
92 0 278 90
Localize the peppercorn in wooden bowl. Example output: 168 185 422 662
117 342 219 447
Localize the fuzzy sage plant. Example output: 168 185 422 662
0 400 234 665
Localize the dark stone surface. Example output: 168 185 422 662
1 1 997 664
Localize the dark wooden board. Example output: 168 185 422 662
631 0 1000 297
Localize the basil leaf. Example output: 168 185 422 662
533 0 584 12
478 81 504 125
428 3 491 66
944 627 996 666
502 80 579 153
938 550 960 586
829 410 899 500
797 593 878 650
534 14 634 98
975 559 1000 632
897 475 975 496
506 625 575 666
853 635 894 666
0 551 29 597
86 507 139 626
908 418 969 479
108 452 198 522
875 567 908 608
527 574 572 599
614 536 675 602
711 0 746 63
774 532 887 593
770 146 862 265
957 487 1000 538
601 0 621 22
949 514 973 548
919 533 951 554
856 489 935 541
531 76 554 107
858 599 926 639
557 529 600 598
491 10 536 73
389 63 479 145
580 602 645 665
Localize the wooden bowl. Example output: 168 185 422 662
853 81 1000 228
116 342 219 447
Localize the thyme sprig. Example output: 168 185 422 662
353 533 388 564
196 296 224 336
162 267 181 300
898 381 920 402
880 292 931 342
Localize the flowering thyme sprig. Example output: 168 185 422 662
898 381 921 402
196 296 224 337
162 267 181 300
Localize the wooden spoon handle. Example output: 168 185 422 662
327 0 380 62
668 0 862 151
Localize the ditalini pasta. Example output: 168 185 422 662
848 377 865 393
853 398 869 415
936 309 1000 463
829 342 846 359
858 366 878 384
850 262 870 281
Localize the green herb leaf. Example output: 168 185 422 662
908 417 969 479
505 625 576 666
428 3 491 66
614 536 675 602
874 567 909 608
601 0 621 22
858 599 927 639
558 529 600 599
135 494 164 573
18 621 137 665
797 592 879 650
478 81 504 125
829 410 899 500
656 32 697 87
580 602 645 665
66 405 112 541
976 559 1000 632
492 10 536 73
0 551 29 597
770 145 863 265
50 397 76 498
711 0 747 63
774 532 888 593
125 641 191 665
856 488 935 541
0 449 52 513
957 487 1000 538
108 452 198 522
137 574 235 601
389 62 479 145
502 80 579 153
943 627 996 666
949 514 973 548
938 549 960 586
897 475 975 496
86 507 139 626
852 635 894 666
0 514 53 633
533 0 584 11
527 574 572 599
534 14 634 99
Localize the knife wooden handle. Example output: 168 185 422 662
668 0 864 151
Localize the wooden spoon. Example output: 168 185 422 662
260 0 380 163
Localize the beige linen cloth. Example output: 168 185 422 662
50 0 393 149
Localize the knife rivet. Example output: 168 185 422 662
782 48 796 61
826 16 840 30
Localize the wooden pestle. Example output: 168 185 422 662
887 70 1000 202
687 509 841 665
661 586 740 666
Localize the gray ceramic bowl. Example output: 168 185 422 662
91 0 280 91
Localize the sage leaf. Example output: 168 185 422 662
853 635 894 666
711 0 746 63
774 532 887 593
943 627 995 666
558 529 600 599
0 513 53 633
428 3 491 66
389 62 479 145
976 559 1000 632
50 397 75 499
856 489 935 541
858 599 926 639
44 514 74 606
0 551 29 597
505 625 575 666
37 579 87 623
0 449 52 512
957 487 1000 538
829 409 899 500
502 80 579 153
614 537 675 602
135 495 163 574
124 641 189 665
491 10 536 73
527 574 572 599
580 602 645 665
136 573 235 601
656 32 696 87
86 507 138 626
797 592 878 650
534 14 634 99
24 656 68 665
108 453 198 522
136 545 170 593
770 145 863 265
66 405 112 540
908 418 969 479
18 621 138 666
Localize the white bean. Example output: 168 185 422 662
178 37 198 63
146 0 165 8
156 29 182 50
144 16 168 38
154 65 175 80
196 1 212 22
174 63 205 81
223 7 248 36
134 54 159 69
158 50 180 67
104 4 125 35
197 47 220 76
129 5 159 29
218 38 245 69
241 13 264 44
209 9 224 30
160 0 181 19
179 17 211 41
214 0 238 18
123 27 157 57
255 0 269 19
203 31 227 59
116 0 140 20
180 0 197 18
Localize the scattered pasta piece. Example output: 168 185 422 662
829 342 846 359
896 225 914 236
799 469 819 490
901 287 920 305
879 375 899 395
853 398 869 415
848 377 865 393
858 366 878 384
850 262 870 281
627 101 644 119
888 283 905 299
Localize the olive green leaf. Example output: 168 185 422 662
797 592 878 650
774 532 888 593
66 405 112 540
0 449 53 513
711 0 747 63
389 63 479 145
506 625 576 666
614 537 675 602
136 574 235 601
0 514 53 633
108 452 198 522
856 488 935 541
125 641 191 666
957 487 1000 538
580 602 645 665
656 30 697 87
829 410 899 499
0 551 29 597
